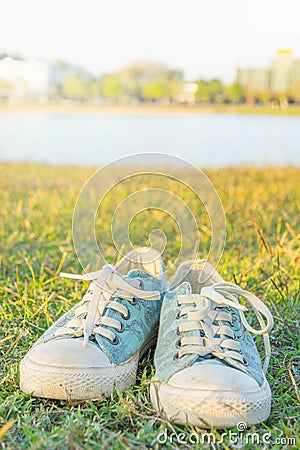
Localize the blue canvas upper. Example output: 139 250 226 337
154 282 265 386
32 268 166 364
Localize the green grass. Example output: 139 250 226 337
0 162 299 449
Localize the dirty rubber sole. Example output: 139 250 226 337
150 376 271 429
20 328 158 401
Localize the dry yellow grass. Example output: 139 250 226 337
0 163 299 448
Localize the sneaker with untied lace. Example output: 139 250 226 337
20 248 166 400
151 259 274 428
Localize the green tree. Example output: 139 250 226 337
194 80 210 103
208 79 225 102
142 76 170 101
195 79 225 103
102 74 123 100
62 76 88 100
225 82 245 103
118 61 183 102
168 75 182 102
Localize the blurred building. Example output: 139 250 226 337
237 50 300 95
238 68 270 93
176 82 198 104
0 56 50 102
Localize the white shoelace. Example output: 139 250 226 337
176 282 274 373
56 264 161 348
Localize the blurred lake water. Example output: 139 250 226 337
0 111 299 167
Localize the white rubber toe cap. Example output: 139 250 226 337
168 364 260 393
26 338 111 368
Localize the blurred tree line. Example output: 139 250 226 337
52 61 183 103
40 61 300 105
51 60 248 104
3 54 299 105
194 79 245 104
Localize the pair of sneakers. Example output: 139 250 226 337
20 247 274 429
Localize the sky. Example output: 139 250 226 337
1 0 300 82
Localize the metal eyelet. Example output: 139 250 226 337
176 327 181 336
118 322 124 333
132 297 138 305
111 336 119 345
173 352 179 361
175 311 181 320
175 338 181 349
243 357 248 366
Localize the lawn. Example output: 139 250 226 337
0 162 299 449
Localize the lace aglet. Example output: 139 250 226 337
82 332 89 349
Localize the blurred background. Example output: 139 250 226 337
0 0 300 167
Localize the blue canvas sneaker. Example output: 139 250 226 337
20 248 166 400
151 259 273 428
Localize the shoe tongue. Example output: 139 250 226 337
173 281 192 296
127 269 152 279
126 268 160 291
192 358 224 367
125 268 151 288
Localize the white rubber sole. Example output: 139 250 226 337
150 376 272 428
20 329 158 401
